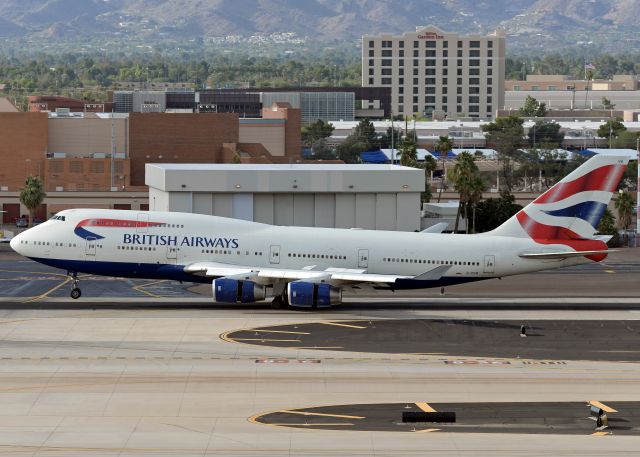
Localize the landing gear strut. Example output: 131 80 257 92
68 272 81 299
270 294 288 309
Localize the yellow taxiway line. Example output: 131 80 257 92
416 402 437 413
278 410 364 420
414 428 441 433
250 329 310 335
320 321 367 329
589 401 618 413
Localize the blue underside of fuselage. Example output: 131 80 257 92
27 257 489 290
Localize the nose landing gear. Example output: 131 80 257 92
68 272 81 299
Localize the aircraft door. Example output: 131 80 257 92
269 245 281 264
358 249 369 269
483 255 495 274
85 236 97 260
166 245 178 264
136 213 149 234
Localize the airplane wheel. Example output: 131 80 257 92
270 296 284 309
70 288 82 300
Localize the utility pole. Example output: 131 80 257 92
637 136 639 247
110 112 115 192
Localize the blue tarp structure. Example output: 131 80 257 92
431 150 457 159
359 150 390 163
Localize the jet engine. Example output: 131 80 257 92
287 281 342 308
212 278 266 304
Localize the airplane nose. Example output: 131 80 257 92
10 232 21 253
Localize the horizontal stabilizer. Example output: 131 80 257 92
421 222 448 234
519 250 615 260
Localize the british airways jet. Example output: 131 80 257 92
10 155 628 308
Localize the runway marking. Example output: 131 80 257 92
605 270 616 274
22 277 71 303
132 280 168 298
250 329 310 335
269 422 354 427
589 401 618 413
414 428 441 433
591 431 611 436
320 321 367 329
416 402 437 413
231 338 301 342
288 346 344 350
278 410 364 420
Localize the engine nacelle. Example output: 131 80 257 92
212 278 266 304
287 281 342 308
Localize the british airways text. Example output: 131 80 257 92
123 234 239 248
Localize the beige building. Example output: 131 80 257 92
506 75 639 92
362 25 505 120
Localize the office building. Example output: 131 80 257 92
362 25 506 120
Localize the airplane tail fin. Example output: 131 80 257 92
489 155 629 256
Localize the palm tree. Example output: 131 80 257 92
449 151 485 233
434 136 453 202
397 137 418 167
614 190 635 245
19 176 46 228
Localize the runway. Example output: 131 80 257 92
0 246 639 455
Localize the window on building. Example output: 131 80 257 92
399 77 404 84
457 68 462 76
469 96 480 103
443 60 448 66
381 78 392 85
488 50 493 57
457 96 462 103
469 105 480 112
457 59 463 66
426 86 436 94
487 87 492 94
457 50 463 57
457 87 462 94
443 105 448 112
487 96 492 103
426 68 436 75
443 41 448 48
470 49 480 57
487 59 493 66
488 40 493 48
513 85 520 91
487 68 493 75
457 105 463 112
469 87 480 94
413 96 418 103
398 96 404 103
369 40 374 47
369 78 374 85
443 50 448 57
470 40 480 48
531 85 539 91
442 86 448 94
469 68 480 75
469 78 480 85
399 68 404 75
426 41 436 48
399 87 404 94
442 96 448 103
457 77 462 85
382 40 392 48
382 50 392 57
413 105 419 112
487 105 492 112
426 50 436 57
413 86 418 94
425 59 436 66
413 59 419 66
443 68 448 76
425 96 436 103
369 50 374 57
413 49 419 57
548 85 556 91
399 50 404 57
469 59 480 66
413 68 419 75
369 68 374 75
457 40 462 48
487 77 493 85
398 104 404 112
413 77 418 84
399 40 404 48
369 59 374 66
381 68 392 75
425 77 436 84
382 59 392 66
399 59 404 66
414 41 419 48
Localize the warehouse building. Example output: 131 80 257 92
146 164 424 231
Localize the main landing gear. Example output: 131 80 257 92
68 272 81 299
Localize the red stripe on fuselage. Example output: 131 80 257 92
516 212 608 261
76 218 165 228
533 165 625 204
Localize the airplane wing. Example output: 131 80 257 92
183 261 448 284
421 222 449 233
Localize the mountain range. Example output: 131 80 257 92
0 0 638 52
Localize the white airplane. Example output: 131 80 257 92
10 155 628 308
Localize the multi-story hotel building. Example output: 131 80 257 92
362 25 505 120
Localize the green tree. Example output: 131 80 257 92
519 95 547 117
614 190 635 245
418 155 438 204
481 116 525 191
449 151 485 232
597 208 620 247
528 121 563 147
434 136 453 203
379 126 403 149
602 97 615 110
335 137 364 164
474 189 523 233
301 120 334 148
19 176 46 228
597 117 626 139
397 137 418 167
352 118 380 150
311 138 337 160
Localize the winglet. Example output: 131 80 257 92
421 222 449 234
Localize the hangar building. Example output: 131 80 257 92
146 164 424 232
